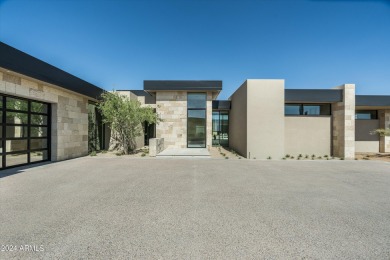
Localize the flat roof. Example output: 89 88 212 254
144 80 222 92
285 89 343 103
0 41 104 99
356 95 390 107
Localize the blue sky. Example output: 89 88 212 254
0 0 389 99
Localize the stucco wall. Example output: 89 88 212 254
228 81 247 157
285 117 331 157
355 120 379 141
247 79 285 159
355 141 379 153
0 68 90 161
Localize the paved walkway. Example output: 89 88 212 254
157 147 210 157
1 158 389 259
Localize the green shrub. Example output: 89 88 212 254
90 151 97 156
267 156 272 160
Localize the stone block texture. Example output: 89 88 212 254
156 91 213 149
149 138 164 157
332 84 355 159
379 109 390 153
0 68 90 161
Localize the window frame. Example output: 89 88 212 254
285 103 332 117
1 94 51 169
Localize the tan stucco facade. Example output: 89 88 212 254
229 79 285 159
228 81 247 156
285 117 331 156
0 68 91 161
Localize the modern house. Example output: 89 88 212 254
1 41 389 169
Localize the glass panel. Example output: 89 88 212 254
6 126 28 138
285 104 301 115
356 110 378 120
31 102 48 114
31 114 48 125
303 104 331 115
6 153 28 167
188 110 206 148
6 97 28 111
30 139 47 150
6 139 27 152
212 111 220 146
6 111 28 124
0 141 2 153
31 127 47 137
188 93 206 109
220 111 229 146
0 111 2 122
30 150 48 162
0 156 2 168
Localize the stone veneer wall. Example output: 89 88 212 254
0 68 90 161
156 91 187 148
156 91 213 149
379 109 390 153
332 84 355 159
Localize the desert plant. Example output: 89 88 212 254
225 157 229 159
141 153 146 157
282 157 286 160
286 154 290 158
89 151 97 156
305 154 309 159
371 128 390 137
291 156 295 159
98 91 160 154
267 156 272 160
318 156 322 159
298 154 303 158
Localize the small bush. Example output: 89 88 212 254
286 154 290 158
90 151 97 156
141 153 146 157
318 156 322 159
282 157 286 160
305 155 309 159
267 156 272 160
298 154 303 158
340 157 345 160
225 157 229 159
291 156 295 159
101 150 107 154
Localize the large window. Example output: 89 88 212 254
355 110 378 120
187 93 206 148
285 103 331 116
212 111 229 146
1 95 50 169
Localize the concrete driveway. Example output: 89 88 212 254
1 158 390 259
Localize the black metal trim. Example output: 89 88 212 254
285 89 343 103
144 80 222 91
0 93 51 170
0 41 104 99
187 93 207 148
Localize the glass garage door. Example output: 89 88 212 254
0 94 50 169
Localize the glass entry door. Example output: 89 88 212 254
187 93 206 148
212 110 229 146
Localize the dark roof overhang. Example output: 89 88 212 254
356 95 390 107
285 89 343 103
144 80 222 93
0 41 104 100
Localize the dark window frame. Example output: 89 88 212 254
285 103 332 116
1 94 51 169
187 93 207 148
355 110 378 120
